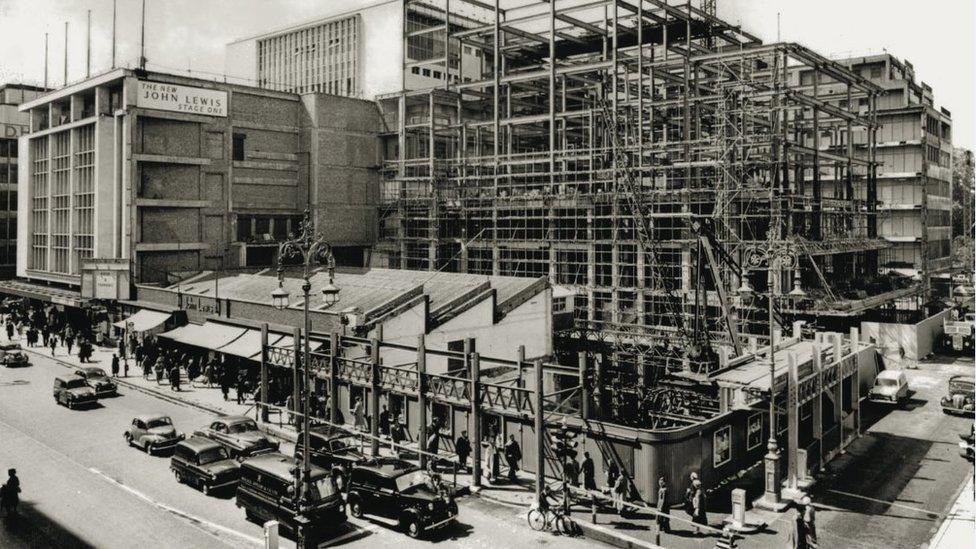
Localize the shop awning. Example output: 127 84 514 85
113 309 170 332
216 329 288 360
271 334 327 354
159 321 248 350
0 280 88 308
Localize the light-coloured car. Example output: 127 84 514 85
194 416 278 459
74 367 117 397
868 370 909 405
53 375 97 409
125 414 185 455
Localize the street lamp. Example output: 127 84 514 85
740 239 801 511
271 208 339 549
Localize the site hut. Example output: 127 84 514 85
6 67 380 338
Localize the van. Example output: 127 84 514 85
868 370 909 405
236 453 345 540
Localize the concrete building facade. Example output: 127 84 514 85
838 55 953 290
14 68 380 302
0 84 46 278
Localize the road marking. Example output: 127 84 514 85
89 467 264 547
826 488 942 518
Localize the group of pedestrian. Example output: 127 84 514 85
0 469 20 518
790 495 818 549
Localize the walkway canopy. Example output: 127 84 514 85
159 321 248 350
113 309 170 333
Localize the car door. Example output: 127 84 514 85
374 476 398 518
133 420 147 447
210 421 230 447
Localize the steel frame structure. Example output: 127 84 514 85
376 0 885 423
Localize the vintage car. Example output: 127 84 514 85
74 367 118 397
941 375 976 416
171 436 241 495
868 369 910 405
0 343 29 367
53 374 98 409
295 425 368 490
236 453 345 541
125 414 185 455
194 416 279 459
346 460 458 538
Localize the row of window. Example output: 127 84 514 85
409 66 471 84
712 413 765 468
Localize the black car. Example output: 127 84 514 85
236 453 345 541
295 426 368 490
0 343 29 367
346 460 458 538
171 436 241 495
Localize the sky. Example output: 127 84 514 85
0 0 973 148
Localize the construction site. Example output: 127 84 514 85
374 0 907 429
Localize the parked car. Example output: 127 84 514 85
941 375 976 416
171 436 241 495
194 416 279 459
346 460 458 539
125 414 184 454
868 370 910 405
0 343 29 367
960 425 975 460
53 374 97 409
74 367 118 397
295 425 368 490
236 453 345 541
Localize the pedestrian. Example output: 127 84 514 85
788 507 808 549
352 397 367 431
142 356 152 379
484 434 499 483
426 428 441 468
613 474 629 515
65 334 74 355
455 430 471 473
504 434 521 482
111 353 120 377
391 415 405 457
49 334 58 356
801 495 818 548
220 368 231 400
379 405 391 437
582 451 596 491
41 326 49 347
691 479 707 529
606 459 620 493
134 342 143 367
684 471 698 515
565 454 580 487
118 337 126 360
236 371 247 404
155 357 165 384
656 477 670 533
169 365 180 391
5 321 13 341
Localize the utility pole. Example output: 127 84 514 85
86 10 91 78
43 33 48 89
139 0 147 69
63 22 68 86
111 0 117 68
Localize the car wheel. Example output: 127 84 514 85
244 510 258 523
124 433 133 446
202 481 210 496
404 516 422 539
174 470 183 483
333 470 346 492
349 498 363 518
145 443 154 455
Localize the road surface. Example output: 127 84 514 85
0 347 604 549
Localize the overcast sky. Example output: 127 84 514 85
0 0 973 148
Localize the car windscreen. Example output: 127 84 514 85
950 381 975 393
394 470 428 493
65 378 87 389
308 476 338 501
227 420 258 434
877 378 899 387
147 417 173 429
87 368 108 378
197 447 230 465
331 436 358 452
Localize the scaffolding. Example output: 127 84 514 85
376 0 886 423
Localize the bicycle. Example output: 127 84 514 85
526 491 580 535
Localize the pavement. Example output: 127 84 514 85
4 332 973 549
925 476 975 549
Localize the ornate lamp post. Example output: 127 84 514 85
739 239 803 510
270 208 339 549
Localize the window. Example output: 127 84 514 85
387 393 407 424
232 133 246 161
747 414 762 451
713 426 731 467
421 68 431 77
432 70 442 80
411 67 420 75
870 66 882 78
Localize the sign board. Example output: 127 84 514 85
136 81 227 117
81 259 131 301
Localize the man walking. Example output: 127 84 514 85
220 368 231 400
656 477 671 533
236 371 247 405
504 434 521 482
455 430 471 473
379 405 391 437
582 451 596 491
111 353 120 377
391 415 405 458
49 334 58 356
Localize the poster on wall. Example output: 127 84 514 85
136 81 228 117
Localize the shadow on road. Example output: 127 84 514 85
1 500 95 548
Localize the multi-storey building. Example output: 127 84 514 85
836 54 953 295
0 84 46 278
9 68 379 309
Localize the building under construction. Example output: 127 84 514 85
368 0 898 422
